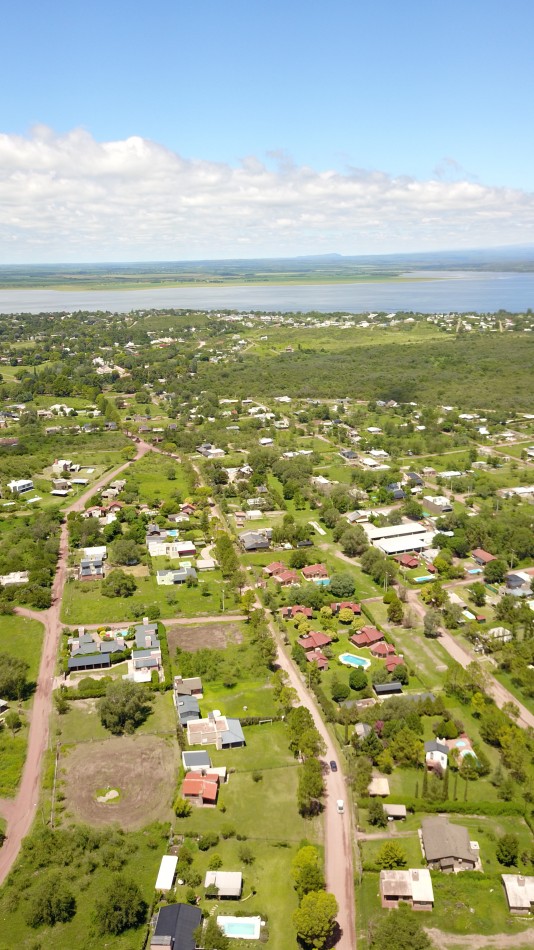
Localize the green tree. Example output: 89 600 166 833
110 539 140 565
368 799 387 828
330 676 350 704
0 654 29 700
99 680 152 735
4 710 22 735
101 568 137 598
376 841 407 869
197 915 230 950
293 890 338 949
370 902 431 949
298 758 325 816
94 875 147 935
349 667 367 691
468 582 486 607
484 559 507 584
387 598 404 624
496 833 519 867
423 609 441 638
25 871 76 928
291 846 325 900
329 572 356 598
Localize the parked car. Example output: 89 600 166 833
330 760 338 772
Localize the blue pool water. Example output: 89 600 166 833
339 653 370 670
219 919 260 938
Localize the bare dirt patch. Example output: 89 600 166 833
167 622 244 653
63 734 177 830
121 564 150 577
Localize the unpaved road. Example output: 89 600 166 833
265 610 356 949
406 590 534 730
0 443 149 886
426 927 534 949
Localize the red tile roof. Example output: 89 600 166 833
182 773 219 803
305 651 329 670
351 626 384 647
302 563 328 578
332 601 361 614
472 548 496 564
385 655 404 672
371 642 396 657
281 605 313 619
297 631 332 651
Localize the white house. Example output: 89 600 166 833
7 479 34 494
425 739 448 771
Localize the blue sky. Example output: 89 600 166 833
1 0 533 261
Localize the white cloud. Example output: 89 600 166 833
0 126 533 261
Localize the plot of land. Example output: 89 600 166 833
63 734 177 830
167 621 244 653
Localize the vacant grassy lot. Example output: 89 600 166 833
60 571 231 623
0 613 44 684
62 734 178 830
124 453 192 503
167 621 243 654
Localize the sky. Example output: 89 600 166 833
1 0 534 262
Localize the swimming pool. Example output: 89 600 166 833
217 916 262 939
339 653 371 670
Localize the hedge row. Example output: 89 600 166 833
358 795 526 817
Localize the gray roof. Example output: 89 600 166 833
177 695 200 724
239 530 270 550
425 739 449 755
154 903 202 950
221 718 245 747
182 750 211 769
68 654 111 670
99 640 124 654
421 817 475 865
134 624 160 649
204 871 243 898
374 681 403 695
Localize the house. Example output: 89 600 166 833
423 495 452 515
280 605 313 620
148 540 197 559
0 699 9 716
368 777 390 796
472 548 496 566
297 631 332 652
384 804 407 820
385 655 405 674
182 771 220 805
263 561 285 576
204 871 243 899
187 713 245 750
274 569 300 587
78 557 104 581
501 874 534 914
68 654 111 674
71 631 99 656
239 530 271 552
197 442 225 459
425 739 449 772
351 626 383 648
331 601 361 616
175 694 201 726
134 623 160 649
306 651 329 671
370 641 396 658
150 903 202 950
421 816 479 871
394 553 419 570
83 545 107 561
346 510 369 524
7 478 33 494
182 750 211 772
301 563 329 581
380 869 434 911
374 681 403 697
156 566 198 585
155 854 178 892
0 571 29 586
52 477 72 491
132 624 162 671
174 675 203 697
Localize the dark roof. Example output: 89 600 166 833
374 681 403 695
68 654 111 670
154 903 202 950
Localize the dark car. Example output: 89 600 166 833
329 760 338 772
297 540 313 547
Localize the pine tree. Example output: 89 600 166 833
442 769 449 801
422 768 428 800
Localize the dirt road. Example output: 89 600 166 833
0 444 148 886
406 590 534 730
268 618 356 948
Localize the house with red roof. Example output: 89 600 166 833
306 651 329 671
394 554 419 569
280 605 313 620
472 548 497 566
351 626 384 648
275 569 300 587
331 601 361 616
385 655 405 674
371 641 396 658
264 561 286 576
297 631 332 652
182 772 220 806
302 564 329 580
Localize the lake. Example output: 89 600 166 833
0 271 533 314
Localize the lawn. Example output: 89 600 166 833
201 679 278 719
60 571 235 623
0 613 45 683
360 833 423 869
0 820 168 950
0 734 27 796
55 692 177 745
125 453 193 503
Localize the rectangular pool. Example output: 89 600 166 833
217 916 262 939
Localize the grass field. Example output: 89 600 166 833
60 571 236 623
0 615 45 795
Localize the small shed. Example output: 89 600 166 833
204 871 243 899
155 855 178 892
384 804 407 820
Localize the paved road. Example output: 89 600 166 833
0 443 148 885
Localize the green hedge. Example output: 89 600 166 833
358 795 526 817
